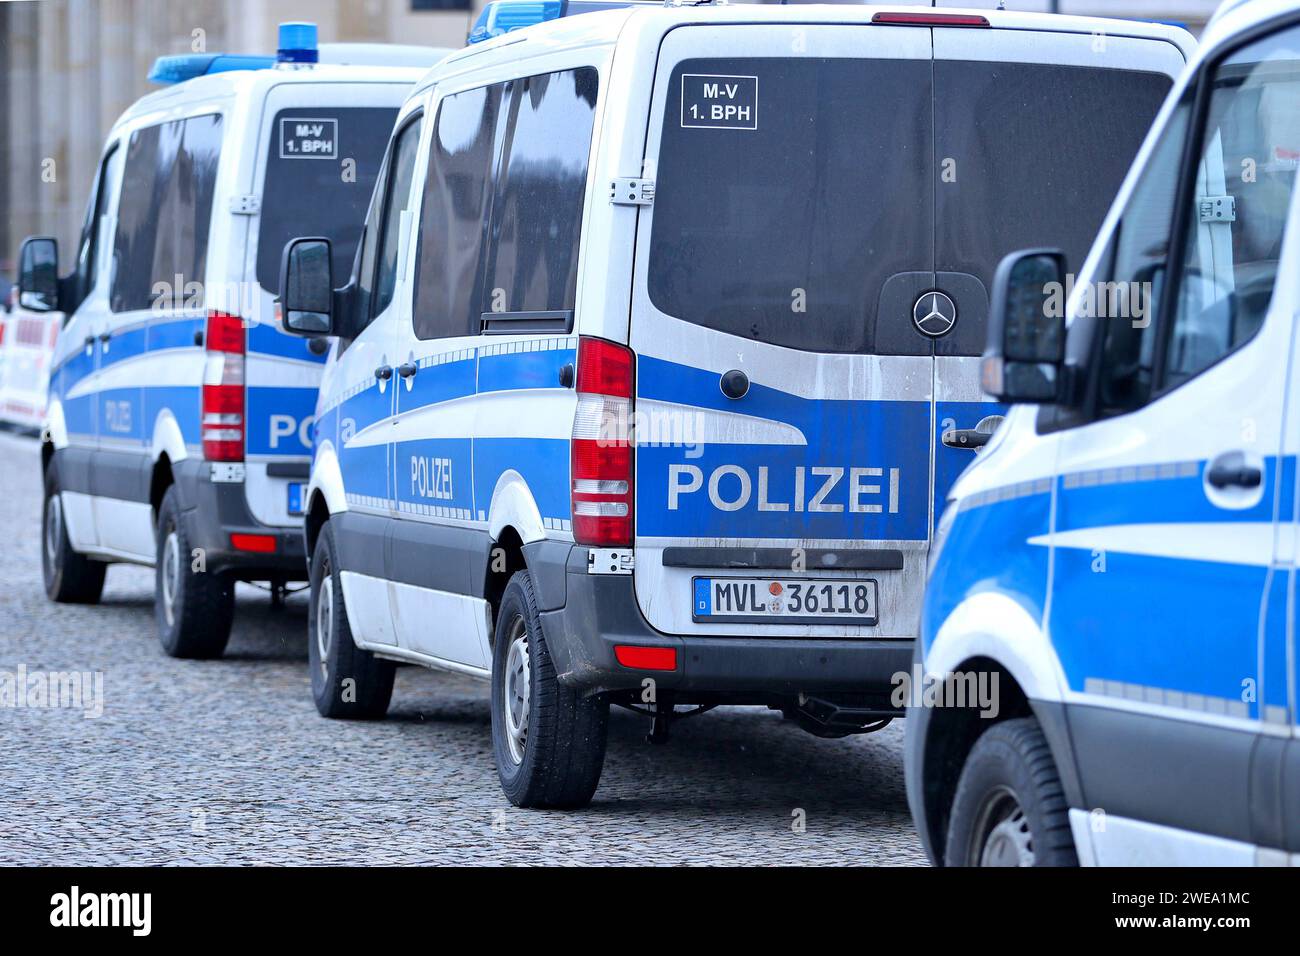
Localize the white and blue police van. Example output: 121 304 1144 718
277 0 1192 808
17 24 446 658
908 0 1300 866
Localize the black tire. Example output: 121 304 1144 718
308 520 395 719
154 484 234 659
491 570 608 809
944 717 1078 867
42 461 106 604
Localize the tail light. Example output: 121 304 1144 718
571 336 634 547
202 311 245 462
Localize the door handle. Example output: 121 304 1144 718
397 361 418 379
941 415 1005 451
374 365 393 381
1206 451 1262 490
83 334 95 348
941 428 991 450
98 331 111 342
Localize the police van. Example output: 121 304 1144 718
18 24 445 658
909 0 1300 866
277 1 1192 808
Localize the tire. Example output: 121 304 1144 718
308 520 395 719
42 462 106 604
154 484 234 659
944 717 1078 867
491 570 609 809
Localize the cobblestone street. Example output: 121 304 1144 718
0 432 926 865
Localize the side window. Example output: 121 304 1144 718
1161 25 1300 390
74 144 123 303
1093 102 1191 415
110 114 223 313
412 83 505 340
372 117 424 317
483 68 598 320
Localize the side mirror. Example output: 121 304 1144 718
278 237 334 336
17 236 60 313
982 249 1067 404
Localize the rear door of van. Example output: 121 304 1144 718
631 24 937 639
244 82 402 529
630 20 1186 640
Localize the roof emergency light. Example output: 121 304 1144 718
277 22 320 64
467 0 653 44
147 21 319 86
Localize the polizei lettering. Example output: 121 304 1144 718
667 464 901 514
410 455 454 500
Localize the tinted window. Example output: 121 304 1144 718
76 144 122 302
412 83 505 340
483 68 598 317
1162 26 1300 389
256 108 398 291
935 62 1172 356
648 57 933 353
373 117 424 317
111 113 223 313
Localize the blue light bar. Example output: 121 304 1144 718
278 22 319 64
147 53 276 85
467 0 646 44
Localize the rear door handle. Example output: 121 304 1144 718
397 362 418 379
374 365 393 381
1207 451 1262 489
98 331 111 342
83 334 95 348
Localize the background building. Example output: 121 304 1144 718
0 0 1220 276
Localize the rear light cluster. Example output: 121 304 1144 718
571 336 634 547
202 311 246 462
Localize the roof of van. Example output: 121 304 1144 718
110 59 442 138
415 3 1196 92
1200 0 1298 60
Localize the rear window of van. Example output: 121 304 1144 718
256 107 398 291
648 57 1171 354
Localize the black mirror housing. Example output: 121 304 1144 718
278 237 334 336
983 248 1068 404
17 236 61 313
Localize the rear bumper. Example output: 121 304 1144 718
538 545 913 701
173 459 307 580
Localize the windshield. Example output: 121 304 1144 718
256 106 398 291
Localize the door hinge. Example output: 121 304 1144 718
230 194 261 215
1199 195 1236 223
588 548 634 575
609 178 654 206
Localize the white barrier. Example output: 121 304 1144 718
0 306 61 432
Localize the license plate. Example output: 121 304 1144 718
692 576 878 625
287 482 305 516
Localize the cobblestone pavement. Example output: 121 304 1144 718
0 431 926 865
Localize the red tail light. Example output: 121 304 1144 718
871 12 990 26
202 311 246 462
615 645 677 671
571 337 634 547
230 533 276 553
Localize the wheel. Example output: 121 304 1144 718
944 717 1078 867
308 520 395 718
154 484 234 659
42 461 106 604
491 570 609 809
